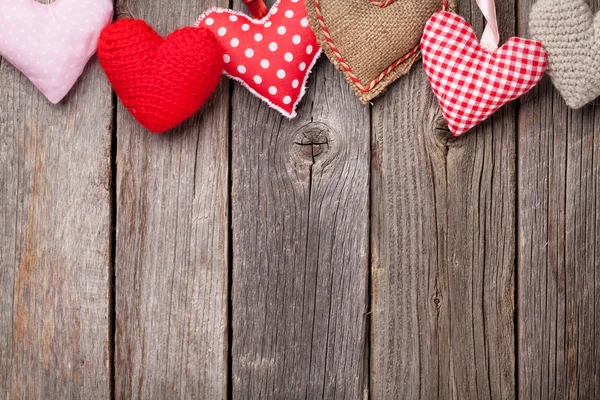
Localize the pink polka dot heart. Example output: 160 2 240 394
0 0 113 104
196 0 321 118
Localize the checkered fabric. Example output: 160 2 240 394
421 11 547 136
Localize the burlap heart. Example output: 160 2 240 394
530 0 600 109
305 0 455 102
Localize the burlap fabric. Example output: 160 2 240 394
306 0 455 103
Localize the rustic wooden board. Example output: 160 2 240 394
518 1 600 398
0 55 112 396
371 1 517 398
3 0 600 397
112 1 230 398
229 2 371 397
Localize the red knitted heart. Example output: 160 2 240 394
98 19 224 133
195 0 321 118
421 11 547 136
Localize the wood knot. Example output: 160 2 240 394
291 122 334 165
432 293 443 310
434 114 452 142
431 114 462 152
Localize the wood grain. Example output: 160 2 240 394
3 0 600 397
229 1 370 397
370 1 517 398
0 55 112 396
518 1 600 398
112 1 230 398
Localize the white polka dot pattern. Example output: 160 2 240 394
196 0 322 118
0 0 113 104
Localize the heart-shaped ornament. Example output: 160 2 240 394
195 0 321 118
305 0 455 103
421 11 547 136
0 0 113 104
530 0 600 109
98 20 224 133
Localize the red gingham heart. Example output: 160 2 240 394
421 11 547 136
196 0 321 118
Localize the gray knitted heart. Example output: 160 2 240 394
530 0 600 109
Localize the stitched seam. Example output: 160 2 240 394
369 0 398 8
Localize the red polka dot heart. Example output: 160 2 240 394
196 0 321 118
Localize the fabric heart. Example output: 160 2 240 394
421 11 547 136
195 0 321 118
530 0 600 109
0 0 113 104
98 20 224 134
305 0 455 103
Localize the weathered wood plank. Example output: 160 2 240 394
0 53 112 397
113 1 229 398
371 1 517 398
517 1 600 398
229 2 370 397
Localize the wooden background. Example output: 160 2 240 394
1 0 599 398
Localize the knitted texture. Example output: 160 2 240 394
195 0 321 118
305 0 455 103
421 11 547 136
98 20 224 133
530 0 600 109
0 0 113 104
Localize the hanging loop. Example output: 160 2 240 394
475 0 500 51
243 0 268 20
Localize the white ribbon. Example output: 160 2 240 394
475 0 500 51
